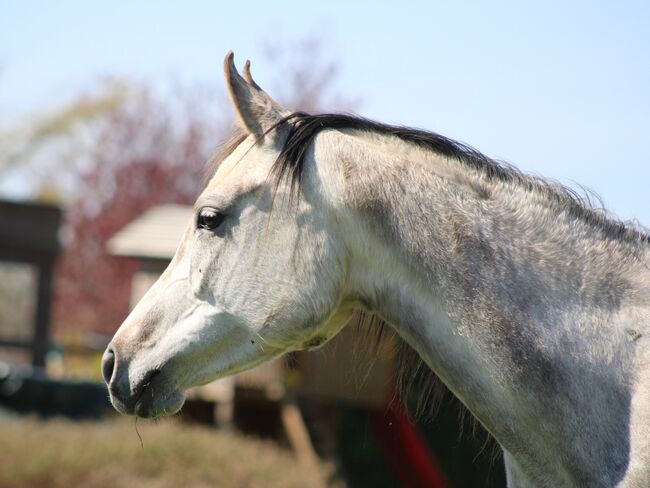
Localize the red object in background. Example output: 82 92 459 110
369 399 450 488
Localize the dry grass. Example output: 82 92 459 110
0 416 326 488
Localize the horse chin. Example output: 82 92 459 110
133 387 186 419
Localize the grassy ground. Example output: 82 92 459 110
0 415 326 488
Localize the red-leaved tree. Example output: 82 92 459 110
51 84 217 335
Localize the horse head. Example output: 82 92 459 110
102 53 354 418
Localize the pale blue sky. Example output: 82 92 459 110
2 1 649 224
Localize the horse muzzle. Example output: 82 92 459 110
101 343 185 418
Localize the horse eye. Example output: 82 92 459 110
197 208 225 231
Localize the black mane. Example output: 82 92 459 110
271 112 648 244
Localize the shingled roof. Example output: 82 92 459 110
107 204 192 260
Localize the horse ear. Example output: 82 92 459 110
224 52 289 135
243 60 262 91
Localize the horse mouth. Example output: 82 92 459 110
131 369 184 419
132 369 160 413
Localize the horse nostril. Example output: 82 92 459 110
101 347 116 384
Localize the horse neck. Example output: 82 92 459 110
328 130 650 481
